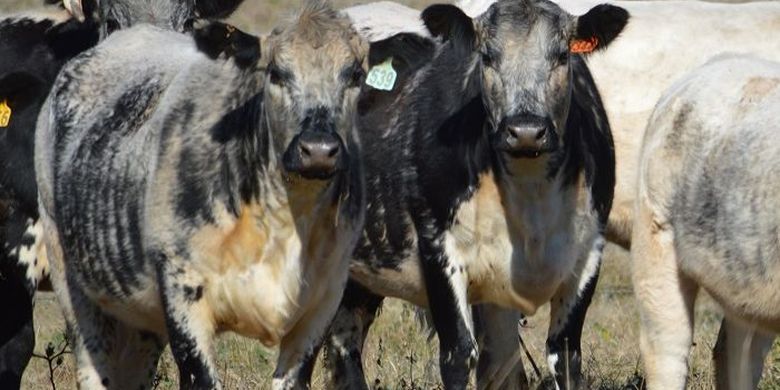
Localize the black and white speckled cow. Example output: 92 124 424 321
308 1 628 389
35 1 367 388
0 0 245 387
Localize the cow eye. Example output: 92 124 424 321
269 68 283 85
268 64 289 86
349 66 365 88
183 18 195 32
481 52 494 68
558 51 570 66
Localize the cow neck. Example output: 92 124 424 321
417 42 483 132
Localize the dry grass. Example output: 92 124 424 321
2 0 779 388
20 246 780 389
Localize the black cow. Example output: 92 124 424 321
307 0 628 389
0 8 98 388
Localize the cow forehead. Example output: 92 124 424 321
482 0 572 46
268 2 364 75
274 37 359 72
101 0 193 22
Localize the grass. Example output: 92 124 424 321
19 245 780 389
3 0 779 388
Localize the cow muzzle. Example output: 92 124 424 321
282 131 345 180
494 114 557 158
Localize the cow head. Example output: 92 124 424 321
264 1 367 181
423 0 627 161
57 0 243 37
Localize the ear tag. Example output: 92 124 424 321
0 100 11 128
365 57 397 91
569 37 599 54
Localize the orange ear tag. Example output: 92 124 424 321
0 100 11 128
569 37 599 54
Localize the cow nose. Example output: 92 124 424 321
290 131 342 179
506 124 547 149
299 133 340 164
497 115 555 157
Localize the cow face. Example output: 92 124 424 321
423 0 627 160
60 0 244 37
264 2 367 181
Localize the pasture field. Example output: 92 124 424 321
2 0 779 388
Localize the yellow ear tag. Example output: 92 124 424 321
365 57 397 91
0 100 11 128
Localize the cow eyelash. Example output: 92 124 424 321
558 50 570 65
268 64 292 86
481 52 494 67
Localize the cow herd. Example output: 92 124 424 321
0 0 778 389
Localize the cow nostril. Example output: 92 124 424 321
535 127 547 140
300 143 312 157
327 145 339 157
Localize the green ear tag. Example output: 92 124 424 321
365 57 397 91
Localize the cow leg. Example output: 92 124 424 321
713 318 774 390
632 206 697 390
41 211 163 389
317 280 384 390
0 263 35 390
473 304 529 390
53 268 164 388
158 261 219 389
418 232 476 390
273 273 350 390
546 236 604 389
0 213 45 388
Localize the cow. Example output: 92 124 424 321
457 0 780 250
307 1 628 389
0 7 99 388
0 0 245 387
346 0 780 384
632 54 780 390
34 1 367 387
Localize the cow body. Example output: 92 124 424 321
0 8 98 388
315 1 625 388
35 3 367 387
633 54 780 390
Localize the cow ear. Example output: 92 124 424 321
571 4 629 54
422 4 476 48
368 33 435 77
194 22 261 70
44 18 99 59
195 0 245 19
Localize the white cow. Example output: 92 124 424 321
633 54 780 390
